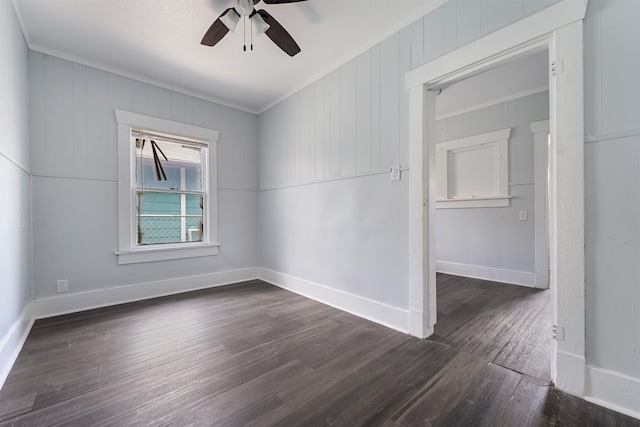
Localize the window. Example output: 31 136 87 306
436 128 511 209
115 110 219 264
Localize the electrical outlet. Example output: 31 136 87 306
57 279 69 293
519 210 528 221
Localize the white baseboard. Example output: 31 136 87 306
0 304 34 391
31 267 259 319
586 365 640 421
258 268 409 333
436 261 536 287
555 349 586 397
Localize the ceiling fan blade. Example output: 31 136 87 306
257 10 301 57
262 0 309 3
201 8 232 46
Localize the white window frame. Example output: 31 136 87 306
115 110 219 264
435 128 511 209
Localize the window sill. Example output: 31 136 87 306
116 243 220 265
436 196 511 209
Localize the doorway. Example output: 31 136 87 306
406 4 587 396
430 50 552 381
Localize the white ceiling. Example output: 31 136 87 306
14 0 446 114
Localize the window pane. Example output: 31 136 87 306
135 139 202 191
137 191 203 245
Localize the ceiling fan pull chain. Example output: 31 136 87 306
251 16 254 51
243 16 247 52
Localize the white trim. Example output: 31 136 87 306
115 110 219 264
405 0 588 89
436 86 549 121
437 128 511 150
585 365 640 421
436 128 511 208
407 0 588 397
435 197 511 209
531 119 550 289
555 350 587 396
114 110 219 142
115 243 220 265
531 119 551 135
585 127 640 144
30 268 259 320
258 268 409 333
0 304 34 391
436 261 536 288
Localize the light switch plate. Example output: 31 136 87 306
519 210 528 221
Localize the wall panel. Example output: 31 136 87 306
29 52 259 301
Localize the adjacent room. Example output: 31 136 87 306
1 0 639 425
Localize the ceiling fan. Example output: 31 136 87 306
201 0 308 57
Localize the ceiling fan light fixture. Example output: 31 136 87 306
220 8 240 32
236 0 254 16
252 13 270 37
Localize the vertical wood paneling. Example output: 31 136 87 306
107 74 133 179
257 0 561 189
371 45 381 171
44 56 74 175
85 68 110 180
133 81 149 114
340 59 357 177
380 34 400 171
33 53 257 190
330 70 341 178
442 0 458 55
399 28 411 170
29 53 45 175
583 0 602 139
315 80 325 180
523 0 548 16
288 96 297 184
323 74 332 179
600 0 640 134
457 0 482 49
72 63 88 177
480 0 523 37
170 91 186 124
298 87 311 183
410 19 424 69
356 51 372 175
156 87 172 120
309 84 316 183
423 7 443 63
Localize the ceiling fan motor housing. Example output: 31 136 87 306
236 0 258 16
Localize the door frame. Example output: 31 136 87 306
406 0 588 396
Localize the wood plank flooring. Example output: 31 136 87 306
0 277 637 426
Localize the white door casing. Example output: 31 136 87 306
406 0 588 397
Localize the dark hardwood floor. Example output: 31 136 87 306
0 277 637 426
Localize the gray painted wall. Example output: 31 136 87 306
0 0 31 349
258 0 640 392
258 0 558 313
29 52 259 299
435 91 549 275
584 0 640 379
